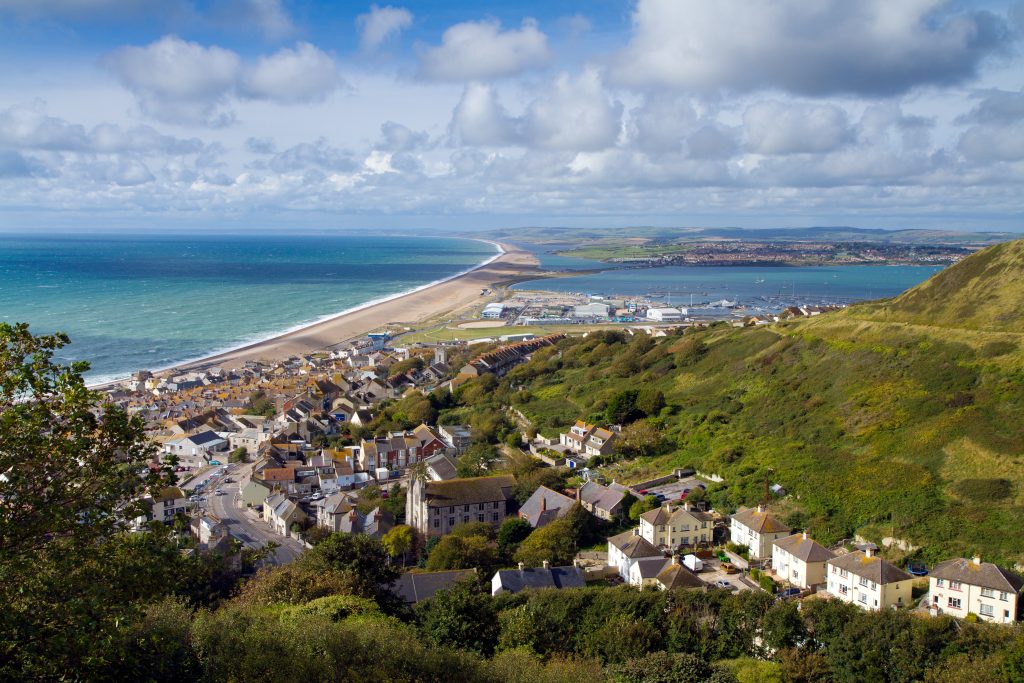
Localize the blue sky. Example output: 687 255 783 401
0 0 1022 232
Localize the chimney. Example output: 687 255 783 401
864 547 875 558
573 558 581 568
518 562 525 571
633 528 639 536
542 560 550 569
757 503 765 513
671 555 679 566
683 502 691 512
972 555 982 565
540 495 546 512
802 530 809 540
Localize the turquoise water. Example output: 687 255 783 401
513 263 945 310
0 233 496 384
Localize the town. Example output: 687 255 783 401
114 324 1024 626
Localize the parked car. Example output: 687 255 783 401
715 580 735 590
214 488 224 496
721 563 739 574
778 587 802 599
209 460 222 466
654 493 667 501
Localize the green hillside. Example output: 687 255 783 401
436 243 1024 565
853 239 1024 332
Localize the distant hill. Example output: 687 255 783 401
850 239 1024 332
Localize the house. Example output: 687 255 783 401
519 486 576 528
263 492 307 537
240 478 271 508
577 480 627 521
392 569 477 604
406 474 516 537
730 504 791 560
422 452 458 481
639 502 714 550
584 428 617 458
323 504 394 539
560 420 594 452
358 426 448 472
656 557 707 591
826 548 914 611
928 556 1023 624
163 430 229 468
148 486 189 524
459 334 564 377
491 562 586 595
191 515 227 549
608 529 663 581
437 424 472 454
771 531 835 590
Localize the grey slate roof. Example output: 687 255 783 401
519 486 575 528
772 533 835 563
579 481 626 513
658 562 707 590
828 550 913 584
608 530 663 559
424 452 458 481
731 506 790 534
492 566 586 593
930 558 1024 593
392 570 476 604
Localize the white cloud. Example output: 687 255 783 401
356 4 413 51
105 37 343 125
610 0 1012 96
450 83 520 146
743 101 852 155
240 43 341 103
212 0 295 40
418 19 551 81
521 70 622 151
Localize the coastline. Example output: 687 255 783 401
94 240 540 386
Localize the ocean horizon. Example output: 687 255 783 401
0 232 497 384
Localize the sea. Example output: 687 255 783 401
0 233 497 384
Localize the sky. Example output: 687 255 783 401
0 0 1022 232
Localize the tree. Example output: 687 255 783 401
0 323 172 678
425 535 498 571
416 580 499 655
300 533 400 602
513 516 577 567
496 517 533 559
615 420 667 459
609 651 716 683
636 387 666 417
761 601 806 650
382 525 414 565
606 389 643 424
229 446 248 463
457 443 499 477
629 495 660 522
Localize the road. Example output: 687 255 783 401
195 463 306 565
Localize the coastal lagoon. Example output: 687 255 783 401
513 263 945 311
0 233 495 383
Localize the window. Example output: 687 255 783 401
839 569 849 579
448 517 454 526
1005 610 1011 619
936 578 944 587
838 584 848 596
433 518 439 528
493 501 499 509
999 592 1009 601
462 515 470 523
857 592 867 604
859 577 869 587
492 513 498 522
981 588 995 598
463 504 470 512
980 604 994 617
948 597 962 609
478 503 484 511
950 581 962 591
792 570 799 579
477 514 484 522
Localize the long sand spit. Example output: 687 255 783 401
169 241 541 373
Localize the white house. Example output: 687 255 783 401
163 430 228 468
607 529 663 581
771 532 835 590
928 556 1023 624
147 486 190 524
826 548 914 611
730 505 791 560
646 307 686 322
639 503 713 550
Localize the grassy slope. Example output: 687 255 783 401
498 242 1024 564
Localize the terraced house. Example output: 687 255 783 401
928 556 1023 624
730 504 791 560
639 502 713 550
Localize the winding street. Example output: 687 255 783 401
202 463 306 565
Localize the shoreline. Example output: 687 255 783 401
92 239 541 387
